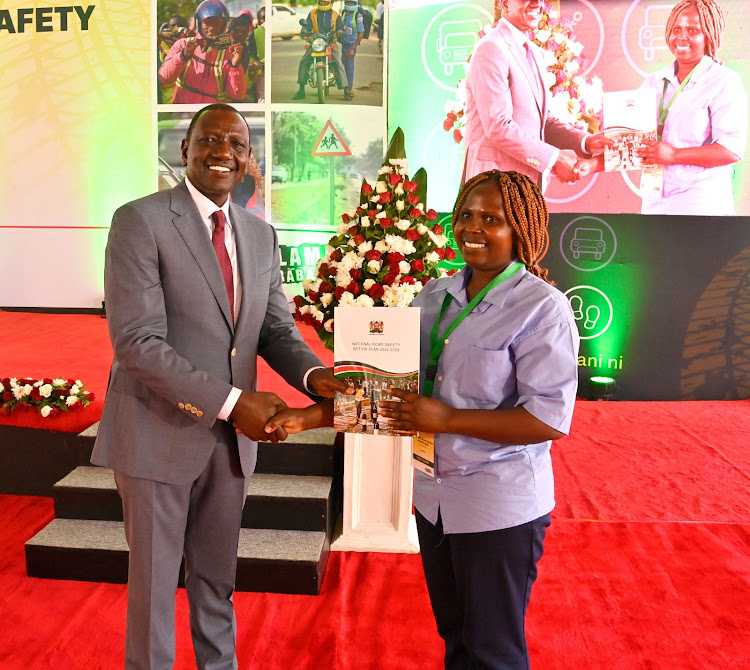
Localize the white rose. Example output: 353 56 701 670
378 166 392 175
376 210 387 219
376 181 388 194
367 259 382 273
40 384 53 398
324 319 334 332
395 200 405 211
70 385 80 395
394 183 404 195
336 267 353 287
356 294 375 308
395 219 411 231
358 241 373 255
399 261 411 275
363 279 376 290
338 221 350 234
543 50 557 67
320 293 334 307
370 194 380 203
568 40 584 57
40 406 52 418
426 251 440 264
76 380 83 387
339 291 356 307
375 240 389 253
66 395 79 406
437 234 449 247
535 29 551 44
33 381 42 388
310 306 325 322
399 168 409 176
360 216 371 227
53 378 66 386
417 224 429 235
544 71 557 89
299 305 311 315
0 382 3 393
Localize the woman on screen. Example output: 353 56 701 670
638 0 747 215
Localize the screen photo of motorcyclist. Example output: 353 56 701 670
228 13 263 102
292 0 347 101
157 14 190 104
340 0 365 101
158 0 247 104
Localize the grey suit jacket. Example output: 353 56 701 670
463 20 588 186
91 180 322 485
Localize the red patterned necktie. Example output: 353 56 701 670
210 209 234 321
524 41 540 96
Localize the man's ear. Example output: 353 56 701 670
181 139 188 166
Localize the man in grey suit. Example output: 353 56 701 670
91 103 347 670
463 0 612 190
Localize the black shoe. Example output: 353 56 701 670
292 88 305 100
344 91 353 101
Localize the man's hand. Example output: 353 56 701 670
584 132 616 156
183 36 198 58
551 149 581 183
379 388 454 434
307 368 354 399
639 139 677 165
347 46 356 60
574 155 603 178
230 391 288 442
227 43 244 67
264 401 333 436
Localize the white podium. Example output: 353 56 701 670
330 432 419 553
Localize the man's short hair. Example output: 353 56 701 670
185 104 250 142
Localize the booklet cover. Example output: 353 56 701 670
602 89 657 172
333 306 420 436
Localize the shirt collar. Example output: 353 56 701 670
501 17 530 49
184 176 232 227
446 263 526 309
663 55 713 85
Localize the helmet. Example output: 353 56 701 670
344 0 359 9
195 0 229 34
317 0 333 9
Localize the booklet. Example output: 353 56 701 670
333 306 420 438
602 89 658 172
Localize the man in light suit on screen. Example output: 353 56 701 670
463 0 611 190
92 103 347 670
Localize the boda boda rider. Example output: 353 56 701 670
159 0 247 104
292 0 347 101
266 170 579 670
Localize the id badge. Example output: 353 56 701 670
412 432 435 477
640 163 664 200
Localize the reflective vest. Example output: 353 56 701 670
310 8 339 34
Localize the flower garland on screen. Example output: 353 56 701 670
294 128 457 351
444 2 603 143
0 377 94 417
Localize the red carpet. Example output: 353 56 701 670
1 312 749 668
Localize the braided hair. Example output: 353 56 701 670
453 170 552 284
665 0 726 63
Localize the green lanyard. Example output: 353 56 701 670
657 66 698 141
423 261 523 398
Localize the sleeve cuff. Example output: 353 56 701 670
303 366 325 394
218 387 242 421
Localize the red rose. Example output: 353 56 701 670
334 286 346 300
387 252 405 264
329 235 338 245
409 208 423 218
356 207 364 215
293 295 305 308
347 225 359 236
349 269 361 280
320 281 334 294
426 210 439 221
388 173 402 186
401 276 416 285
435 248 445 259
423 276 432 284
0 408 10 416
313 319 324 331
432 224 443 234
447 269 458 276
444 247 457 260
383 273 398 286
342 213 351 223
406 229 420 242
443 118 454 132
302 312 313 325
294 307 302 321
347 281 361 296
57 389 67 397
318 263 330 279
367 284 385 299
362 182 373 195
50 408 61 416
364 249 382 261
453 128 463 144
379 218 393 228
307 291 319 303
31 389 41 400
411 260 424 272
380 191 392 204
368 209 378 218
86 392 96 402
353 234 365 245
407 194 419 205
43 377 53 385
1 378 10 387
389 263 401 274
2 392 11 401
67 379 76 387
332 250 345 262
403 180 418 193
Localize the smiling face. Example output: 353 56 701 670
200 15 225 37
452 180 516 281
181 108 250 206
501 0 543 33
668 5 706 71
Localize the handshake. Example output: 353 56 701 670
228 367 352 443
551 132 616 184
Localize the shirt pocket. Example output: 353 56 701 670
458 344 514 405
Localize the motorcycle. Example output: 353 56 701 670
299 20 338 104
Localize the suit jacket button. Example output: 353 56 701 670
231 348 237 357
178 402 185 409
191 407 197 414
185 403 193 411
197 410 204 417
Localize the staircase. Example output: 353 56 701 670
25 425 341 595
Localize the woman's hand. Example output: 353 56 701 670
379 388 454 434
639 139 677 165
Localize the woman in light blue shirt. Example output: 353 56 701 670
382 170 579 670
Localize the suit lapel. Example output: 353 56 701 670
170 181 235 331
230 202 257 331
498 23 543 116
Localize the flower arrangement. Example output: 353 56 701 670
294 128 457 351
0 377 95 418
444 2 603 143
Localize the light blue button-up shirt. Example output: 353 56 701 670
411 265 579 534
